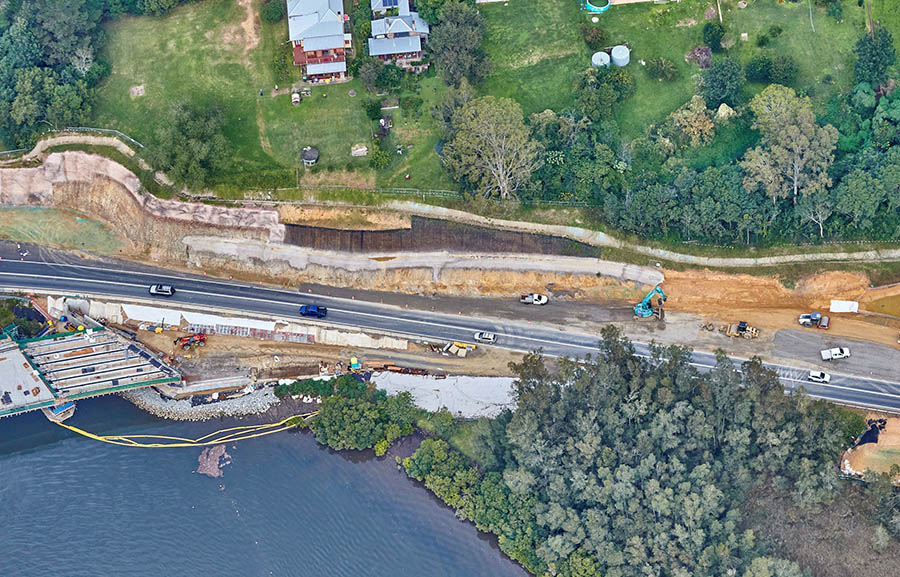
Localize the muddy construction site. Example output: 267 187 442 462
2 151 900 350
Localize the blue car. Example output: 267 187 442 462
299 305 327 318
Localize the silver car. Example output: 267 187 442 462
473 331 497 344
149 284 175 297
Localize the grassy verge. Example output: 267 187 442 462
44 144 175 198
0 207 125 254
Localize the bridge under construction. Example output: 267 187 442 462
0 327 180 421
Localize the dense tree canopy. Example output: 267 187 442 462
143 101 231 188
854 26 896 87
429 1 491 86
404 327 864 577
443 96 543 199
742 85 838 206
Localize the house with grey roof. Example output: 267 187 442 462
287 0 353 80
370 0 400 15
368 0 429 68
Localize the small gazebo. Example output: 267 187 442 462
301 146 319 167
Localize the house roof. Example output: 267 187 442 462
370 13 429 37
302 34 345 51
287 0 344 43
368 35 421 57
371 0 399 12
306 61 347 75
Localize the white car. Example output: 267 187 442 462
520 293 549 305
808 371 831 384
473 331 497 344
820 347 850 361
148 284 175 297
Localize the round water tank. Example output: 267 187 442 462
591 51 610 68
611 45 630 67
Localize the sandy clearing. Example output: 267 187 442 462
846 414 900 481
277 206 411 230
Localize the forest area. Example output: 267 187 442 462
281 328 900 577
0 0 197 147
399 328 899 577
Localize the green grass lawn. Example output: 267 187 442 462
479 0 870 141
87 0 887 198
376 75 456 190
260 78 372 173
93 0 373 190
480 0 589 115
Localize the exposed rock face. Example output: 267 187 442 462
716 103 736 121
196 444 231 478
0 152 284 255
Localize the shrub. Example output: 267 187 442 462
668 95 716 147
369 140 391 169
580 24 609 51
827 0 842 20
271 48 293 84
400 95 424 116
767 24 783 38
703 21 726 53
260 0 286 23
365 98 383 121
646 57 678 81
701 57 744 108
745 54 773 83
770 54 798 85
605 67 635 100
756 33 770 48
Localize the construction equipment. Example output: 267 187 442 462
173 333 207 350
634 286 667 319
724 321 759 339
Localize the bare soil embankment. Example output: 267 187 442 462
663 269 900 348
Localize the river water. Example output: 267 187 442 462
0 396 528 577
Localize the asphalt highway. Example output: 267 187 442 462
1 245 898 413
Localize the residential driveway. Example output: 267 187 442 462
774 329 900 382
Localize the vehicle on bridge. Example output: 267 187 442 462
149 284 175 297
299 305 327 318
520 293 549 305
474 331 496 344
820 347 850 361
808 371 832 384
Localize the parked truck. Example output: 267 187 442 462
798 312 822 327
519 293 549 305
820 347 850 361
798 312 830 329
